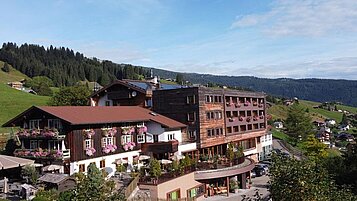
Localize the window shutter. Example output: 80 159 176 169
101 137 105 148
83 140 86 151
91 139 94 148
113 137 116 146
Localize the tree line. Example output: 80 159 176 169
0 42 151 87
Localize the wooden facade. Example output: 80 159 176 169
153 87 267 150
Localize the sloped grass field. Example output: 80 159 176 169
268 100 348 123
0 83 49 132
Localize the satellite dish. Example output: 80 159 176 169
132 91 137 97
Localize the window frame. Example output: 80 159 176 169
79 164 85 172
29 119 41 130
137 134 145 143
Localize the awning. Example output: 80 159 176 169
114 158 128 165
138 155 150 161
0 155 34 169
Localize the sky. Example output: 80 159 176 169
1 0 357 80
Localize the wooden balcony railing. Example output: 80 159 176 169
141 140 179 153
14 149 70 160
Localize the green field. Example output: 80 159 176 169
268 100 347 123
0 66 50 133
0 61 30 83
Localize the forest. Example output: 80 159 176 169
0 42 150 87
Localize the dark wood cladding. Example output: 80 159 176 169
99 83 149 107
141 140 179 154
198 88 225 148
68 126 141 162
153 87 199 142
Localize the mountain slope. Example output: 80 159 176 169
152 69 357 107
0 83 49 133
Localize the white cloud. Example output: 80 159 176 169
227 57 357 80
231 0 357 36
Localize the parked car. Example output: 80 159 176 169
251 170 256 178
256 164 269 172
253 166 266 177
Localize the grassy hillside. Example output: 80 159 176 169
268 100 351 123
0 83 49 133
0 61 30 83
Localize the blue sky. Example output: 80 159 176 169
1 0 357 79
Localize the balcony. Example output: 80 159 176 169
141 140 179 153
194 158 255 180
15 128 65 139
14 149 70 160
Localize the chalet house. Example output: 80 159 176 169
313 120 325 127
3 106 187 176
89 78 184 109
7 81 23 90
325 119 336 126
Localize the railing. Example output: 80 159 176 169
125 174 140 198
141 140 179 153
15 128 65 139
14 148 70 160
139 167 196 185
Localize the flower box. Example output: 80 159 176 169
239 116 244 121
102 144 117 154
246 117 251 122
123 142 136 151
101 127 117 137
244 101 250 106
235 103 241 108
83 129 95 139
85 147 96 156
121 126 135 135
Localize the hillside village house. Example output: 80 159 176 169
3 106 188 176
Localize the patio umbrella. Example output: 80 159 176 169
170 155 185 161
115 158 128 165
159 159 172 164
138 155 150 161
0 155 34 169
42 164 62 172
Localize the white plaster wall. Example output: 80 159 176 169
178 142 197 155
70 150 140 176
146 122 182 143
97 94 112 106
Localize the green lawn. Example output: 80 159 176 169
271 128 291 141
0 83 49 133
336 104 357 114
0 61 30 84
268 100 346 123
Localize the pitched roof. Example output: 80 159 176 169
4 106 186 129
38 173 69 184
90 80 147 97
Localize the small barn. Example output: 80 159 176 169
38 173 76 192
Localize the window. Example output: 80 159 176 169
168 133 175 141
207 129 212 137
167 189 180 200
100 160 105 168
145 99 152 107
216 111 222 119
146 133 153 143
188 130 196 140
137 134 145 143
29 120 40 129
187 184 205 200
187 112 195 122
30 140 38 149
216 128 221 136
90 162 96 167
205 95 213 103
48 119 62 129
102 136 114 147
79 164 85 172
186 95 195 104
105 101 110 106
121 135 132 145
85 139 92 149
48 140 59 150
